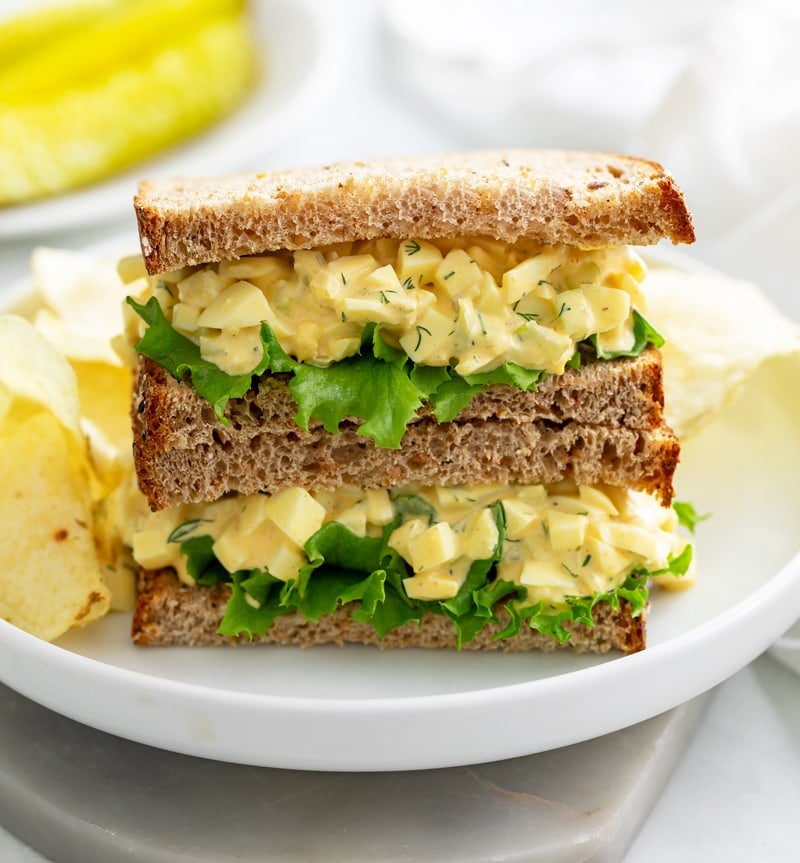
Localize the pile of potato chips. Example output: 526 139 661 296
0 248 144 641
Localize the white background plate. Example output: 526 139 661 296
0 0 339 239
0 326 798 770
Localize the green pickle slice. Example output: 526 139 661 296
0 0 255 205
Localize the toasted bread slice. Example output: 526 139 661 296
132 568 647 654
135 150 694 273
132 348 679 511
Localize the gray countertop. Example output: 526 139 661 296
2 655 798 862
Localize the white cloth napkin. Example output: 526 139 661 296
383 0 800 256
383 0 800 674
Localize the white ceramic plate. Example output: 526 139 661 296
1 267 799 772
0 0 339 240
770 620 800 677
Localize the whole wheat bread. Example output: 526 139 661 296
133 568 647 654
128 149 689 653
135 150 694 273
133 348 678 511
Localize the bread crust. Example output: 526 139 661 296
132 349 678 511
132 568 647 654
135 150 695 273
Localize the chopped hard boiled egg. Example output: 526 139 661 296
132 237 649 379
128 481 692 606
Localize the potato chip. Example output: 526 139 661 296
92 466 147 613
23 247 142 609
644 261 800 440
74 360 133 455
0 315 115 637
0 410 110 640
27 249 137 455
25 248 145 616
31 247 133 366
0 315 83 443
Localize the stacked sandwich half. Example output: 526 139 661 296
123 150 696 654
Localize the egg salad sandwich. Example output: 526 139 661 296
121 149 696 654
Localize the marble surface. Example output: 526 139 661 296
627 655 800 862
1 654 798 862
0 1 798 860
0 683 708 863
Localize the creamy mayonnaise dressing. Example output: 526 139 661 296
124 237 648 377
129 481 691 606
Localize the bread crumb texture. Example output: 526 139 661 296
133 569 647 654
132 349 678 511
135 150 694 273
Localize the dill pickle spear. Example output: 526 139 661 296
0 14 255 206
0 0 115 68
0 0 247 103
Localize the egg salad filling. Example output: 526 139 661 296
122 237 664 449
127 481 694 645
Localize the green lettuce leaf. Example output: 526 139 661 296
494 570 651 644
645 544 693 578
218 571 286 638
127 298 662 446
589 310 665 359
415 363 547 423
367 588 424 638
408 363 453 398
296 521 384 597
202 555 660 648
425 376 485 423
288 567 387 622
290 356 425 449
178 534 228 586
672 501 711 534
392 494 438 524
366 323 409 367
126 296 294 422
170 502 671 647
